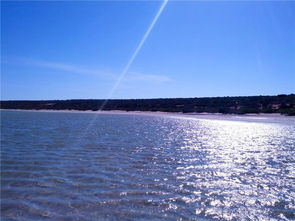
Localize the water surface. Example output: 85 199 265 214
1 110 295 220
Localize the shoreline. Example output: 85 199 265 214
1 108 292 118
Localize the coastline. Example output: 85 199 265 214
2 108 295 126
1 108 291 119
2 95 294 116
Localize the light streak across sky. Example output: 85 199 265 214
75 0 169 145
99 0 169 110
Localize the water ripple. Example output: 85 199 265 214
1 111 295 220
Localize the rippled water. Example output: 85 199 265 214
1 110 295 220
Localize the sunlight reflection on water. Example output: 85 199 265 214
172 118 294 220
1 111 295 220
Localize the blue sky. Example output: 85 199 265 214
1 0 295 100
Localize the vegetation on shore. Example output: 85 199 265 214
1 94 295 116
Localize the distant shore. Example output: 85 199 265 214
1 95 294 116
1 108 292 119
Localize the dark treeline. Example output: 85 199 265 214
1 94 295 115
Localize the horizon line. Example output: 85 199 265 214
1 93 294 102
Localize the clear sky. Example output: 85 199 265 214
1 0 295 100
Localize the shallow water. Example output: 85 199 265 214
1 110 295 220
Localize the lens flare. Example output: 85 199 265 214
76 0 169 145
100 0 169 110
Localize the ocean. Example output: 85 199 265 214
1 110 295 220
